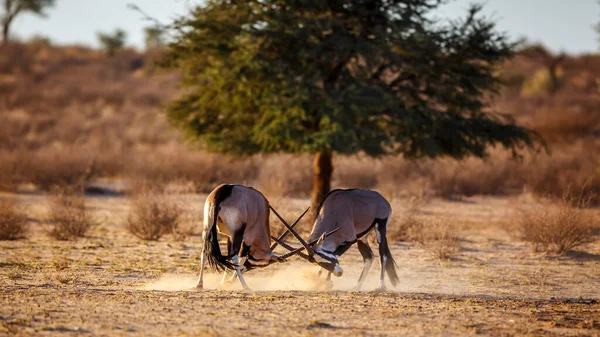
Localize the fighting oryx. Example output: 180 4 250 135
196 183 311 291
271 189 399 291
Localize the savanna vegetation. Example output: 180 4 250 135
1 2 600 335
0 40 598 202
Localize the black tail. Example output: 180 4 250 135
204 185 235 271
376 217 400 287
381 239 400 287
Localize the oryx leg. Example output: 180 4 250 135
353 236 374 291
195 236 207 289
230 226 250 291
219 238 234 286
228 271 238 283
220 270 229 285
376 217 395 291
317 267 331 279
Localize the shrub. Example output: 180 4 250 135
256 154 312 198
97 29 127 56
333 155 378 190
521 68 562 97
47 194 96 240
517 196 599 255
388 196 428 242
414 217 461 260
0 200 28 240
23 149 96 193
126 191 182 240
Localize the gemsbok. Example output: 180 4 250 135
271 189 399 291
196 183 318 291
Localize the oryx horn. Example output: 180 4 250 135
269 205 315 255
269 206 310 251
275 227 340 260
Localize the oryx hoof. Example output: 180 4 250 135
372 286 387 294
350 285 362 292
195 282 203 290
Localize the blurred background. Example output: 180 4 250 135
1 0 599 204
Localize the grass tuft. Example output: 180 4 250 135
0 200 28 240
47 194 96 240
516 194 599 255
126 191 182 241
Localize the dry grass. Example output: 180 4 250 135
126 191 183 241
389 196 429 242
46 194 96 240
256 154 312 198
0 200 28 240
516 195 600 255
413 217 461 260
23 148 97 193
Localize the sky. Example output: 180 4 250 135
10 0 600 55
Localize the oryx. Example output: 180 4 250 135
196 183 310 291
271 189 399 291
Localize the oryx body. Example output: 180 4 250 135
196 184 279 290
308 189 399 291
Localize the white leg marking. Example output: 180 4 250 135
195 244 207 289
220 270 229 285
232 255 250 291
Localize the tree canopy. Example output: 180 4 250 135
163 0 539 210
164 0 536 158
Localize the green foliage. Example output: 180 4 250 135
1 0 56 42
97 29 127 56
2 0 55 16
144 26 165 49
163 0 538 159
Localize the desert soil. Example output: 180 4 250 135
1 192 599 336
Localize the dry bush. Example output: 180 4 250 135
520 144 600 206
516 196 599 255
522 96 600 142
256 154 312 198
22 148 97 193
333 156 378 189
413 217 461 260
47 194 96 240
429 155 519 199
126 149 259 194
127 191 183 240
0 151 21 192
0 200 28 240
375 152 518 200
388 196 429 242
267 195 313 237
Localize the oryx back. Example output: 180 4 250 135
203 184 272 271
308 189 399 288
310 189 391 250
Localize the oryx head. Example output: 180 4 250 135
310 248 343 276
269 206 343 276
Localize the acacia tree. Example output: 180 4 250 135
144 26 166 49
1 0 55 44
97 29 126 56
163 0 537 214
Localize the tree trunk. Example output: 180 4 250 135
2 20 9 45
310 152 333 220
2 13 14 46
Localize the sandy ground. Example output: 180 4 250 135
1 192 599 336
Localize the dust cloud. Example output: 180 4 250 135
141 261 414 292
